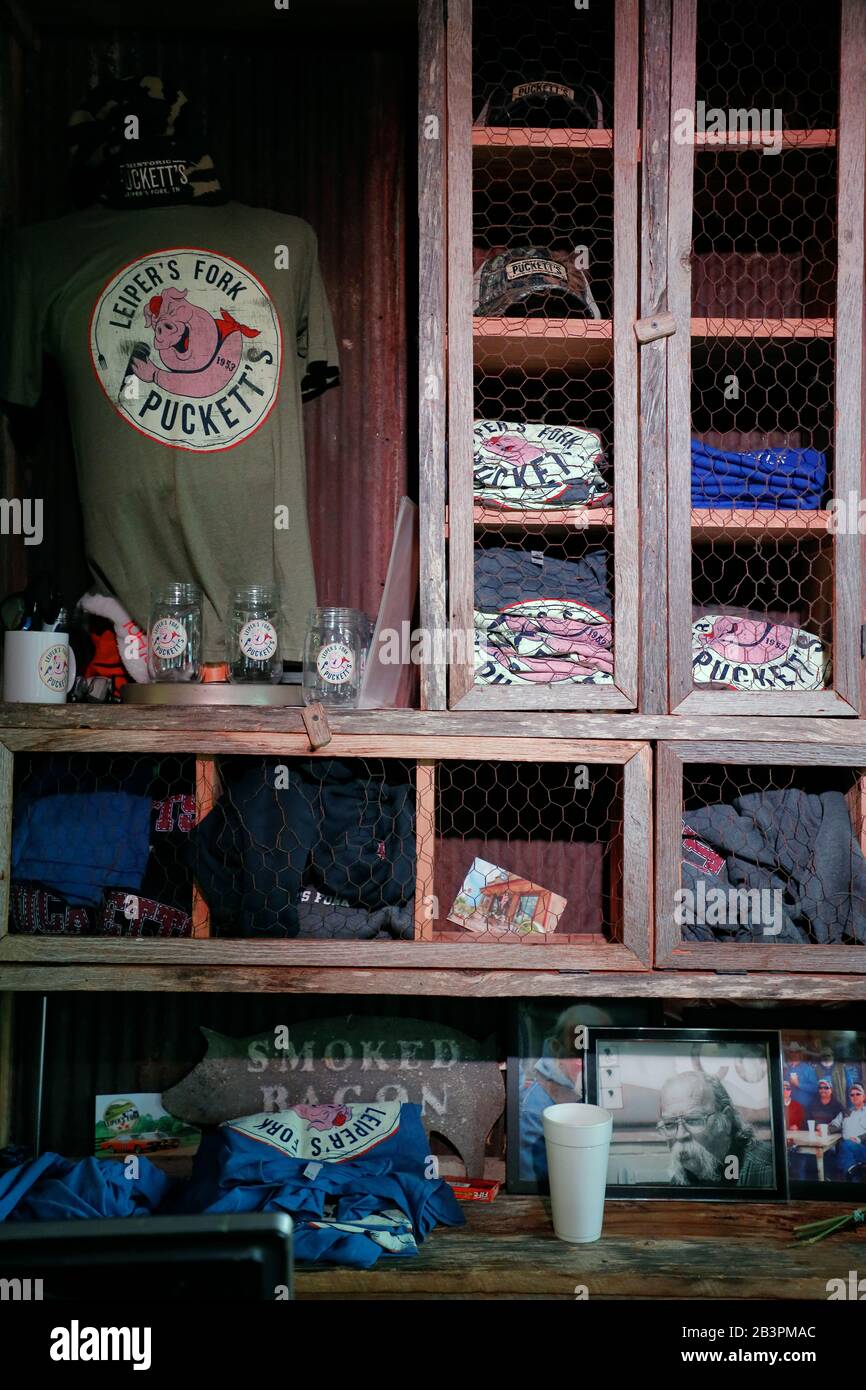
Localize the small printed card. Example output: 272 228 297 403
95 1093 200 1159
447 857 567 936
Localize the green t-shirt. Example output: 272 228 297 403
0 200 339 661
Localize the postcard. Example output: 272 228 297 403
447 857 566 935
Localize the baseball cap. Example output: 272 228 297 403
67 73 226 209
474 245 601 318
478 78 604 129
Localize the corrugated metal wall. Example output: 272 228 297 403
10 993 511 1156
0 6 433 1154
1 8 413 620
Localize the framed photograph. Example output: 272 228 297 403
586 1028 787 1201
506 1000 659 1193
781 1029 866 1201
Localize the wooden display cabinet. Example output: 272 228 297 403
1 0 865 1015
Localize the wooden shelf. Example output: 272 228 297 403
0 955 863 998
692 318 834 340
473 318 612 372
472 505 613 531
691 508 832 539
5 705 866 743
295 1196 864 1301
472 127 614 152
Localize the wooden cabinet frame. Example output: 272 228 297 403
0 727 652 973
665 0 866 717
444 0 640 710
656 739 866 972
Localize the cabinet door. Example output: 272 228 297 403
446 0 640 709
666 0 866 715
656 740 866 973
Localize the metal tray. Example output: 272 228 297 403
122 681 304 707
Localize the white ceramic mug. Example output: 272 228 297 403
3 630 75 704
542 1102 613 1244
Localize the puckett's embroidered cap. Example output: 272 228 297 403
478 78 604 129
67 74 227 210
474 246 601 318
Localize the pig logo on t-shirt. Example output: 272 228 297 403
89 247 282 452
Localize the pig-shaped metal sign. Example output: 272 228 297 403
163 1017 505 1179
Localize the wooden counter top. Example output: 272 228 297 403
295 1195 865 1300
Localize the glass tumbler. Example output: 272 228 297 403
147 583 202 682
227 584 282 683
303 607 364 707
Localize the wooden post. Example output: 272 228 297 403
418 0 448 710
191 757 221 939
666 0 697 710
834 0 866 714
445 0 475 707
611 0 641 709
0 743 12 941
413 759 437 940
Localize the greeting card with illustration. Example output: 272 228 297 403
447 857 567 936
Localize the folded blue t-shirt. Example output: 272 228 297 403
0 1105 465 1270
691 441 827 509
12 791 152 906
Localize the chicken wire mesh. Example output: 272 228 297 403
9 754 197 937
5 753 626 945
679 762 866 948
469 0 616 690
687 0 840 694
431 760 624 943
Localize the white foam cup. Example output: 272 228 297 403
542 1102 612 1244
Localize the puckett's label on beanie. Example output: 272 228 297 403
505 257 568 282
89 247 282 452
512 81 575 102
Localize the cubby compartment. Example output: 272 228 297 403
665 0 863 715
7 753 199 939
655 741 866 972
448 0 639 710
0 736 652 971
429 758 629 948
